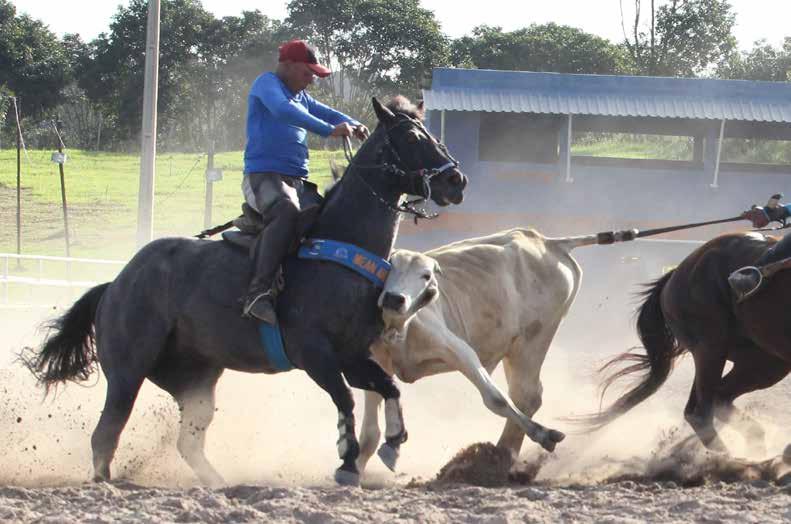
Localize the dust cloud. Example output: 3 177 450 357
2 278 789 491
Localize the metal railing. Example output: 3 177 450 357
1 253 126 306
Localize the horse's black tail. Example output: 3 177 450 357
582 270 685 429
21 282 110 395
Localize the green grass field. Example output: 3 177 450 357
0 148 347 261
1 136 787 263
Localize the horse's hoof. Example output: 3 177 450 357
541 440 557 453
334 468 360 487
377 443 399 472
549 430 566 443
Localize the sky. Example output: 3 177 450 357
16 0 791 51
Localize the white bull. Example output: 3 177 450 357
359 227 605 474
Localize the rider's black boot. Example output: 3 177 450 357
242 200 298 324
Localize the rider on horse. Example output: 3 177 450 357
242 39 369 323
730 193 791 301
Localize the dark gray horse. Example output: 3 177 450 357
24 97 468 487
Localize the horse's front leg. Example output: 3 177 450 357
298 340 362 486
343 357 407 472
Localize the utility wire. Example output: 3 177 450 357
157 154 205 205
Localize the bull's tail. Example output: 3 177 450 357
545 234 600 253
547 228 640 254
21 282 110 394
582 270 685 429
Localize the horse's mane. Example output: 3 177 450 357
322 95 423 202
386 95 425 120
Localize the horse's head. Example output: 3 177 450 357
378 249 441 340
370 96 467 207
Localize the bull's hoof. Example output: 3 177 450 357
538 430 565 452
334 468 360 487
92 475 109 483
377 443 399 472
198 470 226 488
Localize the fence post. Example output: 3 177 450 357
53 119 71 257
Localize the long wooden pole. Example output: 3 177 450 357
136 0 161 247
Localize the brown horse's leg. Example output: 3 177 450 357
715 352 791 457
684 347 728 453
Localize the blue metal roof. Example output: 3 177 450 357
423 68 791 122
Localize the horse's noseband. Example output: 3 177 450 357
342 114 460 220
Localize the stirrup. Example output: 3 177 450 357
242 291 277 323
728 266 764 303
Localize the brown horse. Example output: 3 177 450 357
588 232 791 457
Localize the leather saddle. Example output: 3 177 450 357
221 202 322 254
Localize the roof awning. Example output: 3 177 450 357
423 87 791 123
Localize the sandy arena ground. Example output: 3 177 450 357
2 305 790 523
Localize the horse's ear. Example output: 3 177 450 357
372 97 396 126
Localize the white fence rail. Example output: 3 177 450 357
1 253 126 306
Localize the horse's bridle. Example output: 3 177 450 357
342 115 459 220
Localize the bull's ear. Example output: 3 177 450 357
433 260 443 275
372 97 396 127
417 100 425 119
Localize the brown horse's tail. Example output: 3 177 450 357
583 270 685 429
20 282 110 395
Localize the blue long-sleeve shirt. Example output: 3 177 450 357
244 72 359 178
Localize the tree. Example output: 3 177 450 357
718 38 791 81
187 11 284 151
77 0 216 148
76 1 284 151
450 24 630 74
0 0 69 119
286 0 449 127
620 0 737 77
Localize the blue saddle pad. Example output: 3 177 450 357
258 322 294 372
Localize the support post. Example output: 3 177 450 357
136 0 161 247
559 113 574 183
204 140 215 229
710 119 726 189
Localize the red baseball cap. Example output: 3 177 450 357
278 40 332 78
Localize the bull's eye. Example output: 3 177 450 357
407 133 418 144
421 273 431 281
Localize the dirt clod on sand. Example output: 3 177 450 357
430 442 545 487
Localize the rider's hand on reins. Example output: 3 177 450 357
353 124 369 141
330 122 355 137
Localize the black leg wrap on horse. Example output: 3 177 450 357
336 416 358 460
